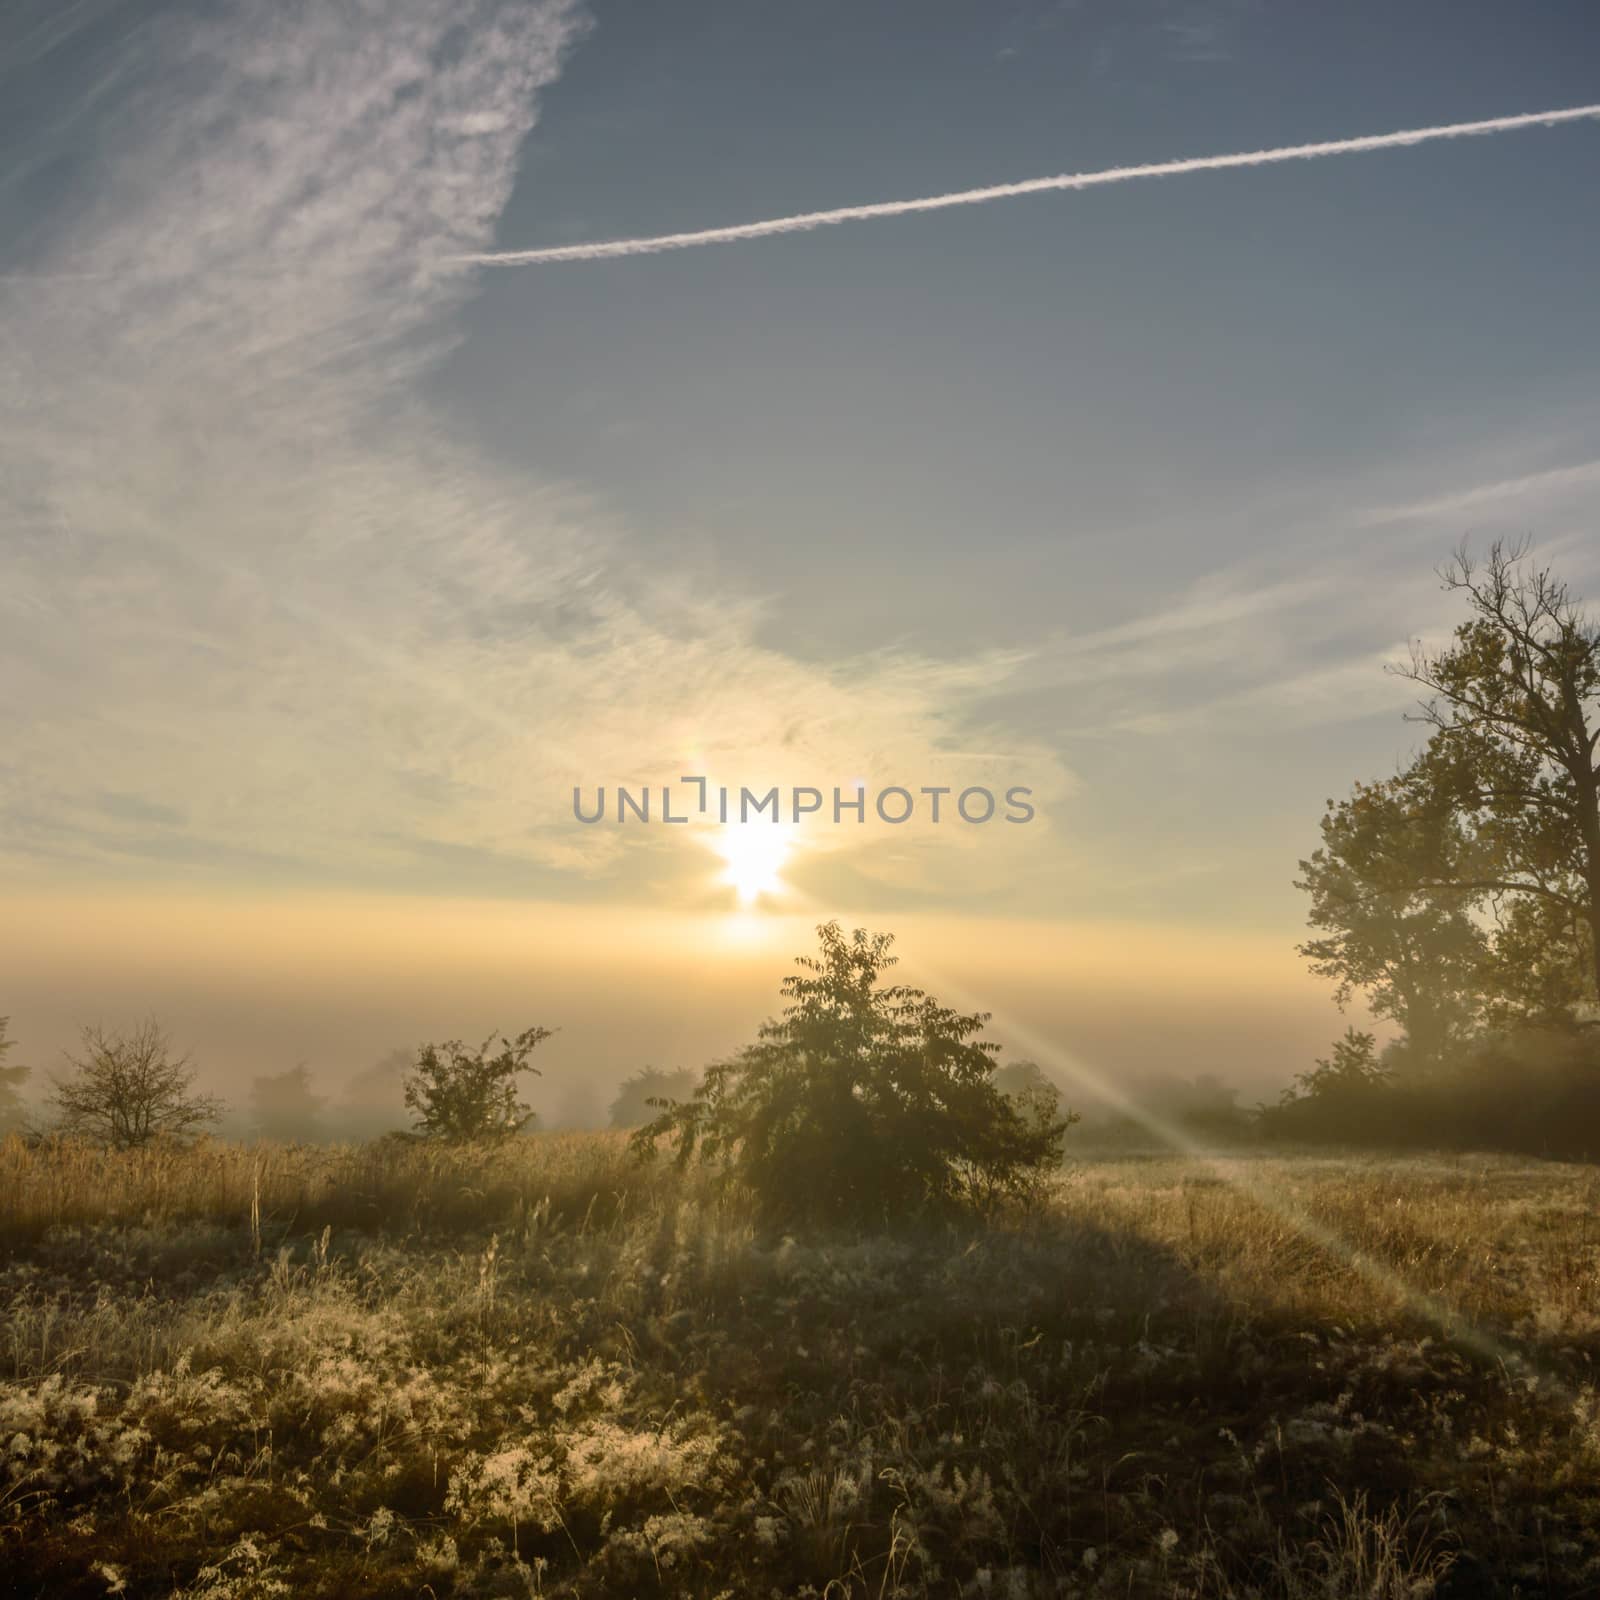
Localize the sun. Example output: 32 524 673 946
712 825 792 906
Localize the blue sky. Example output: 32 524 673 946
2 0 1599 1085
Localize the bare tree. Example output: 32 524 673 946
50 1020 223 1147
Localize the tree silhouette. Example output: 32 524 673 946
1297 774 1487 1060
608 1066 700 1129
991 1058 1055 1100
1301 540 1600 1036
249 1063 327 1143
50 1021 222 1148
339 1049 412 1141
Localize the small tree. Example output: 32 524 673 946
403 1026 553 1142
0 1017 30 1134
250 1063 327 1143
1289 1028 1389 1105
633 922 1073 1230
608 1065 701 1129
49 1020 222 1148
1259 1028 1392 1144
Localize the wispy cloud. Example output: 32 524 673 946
1359 456 1600 526
0 0 1074 902
455 103 1600 267
11 6 1590 921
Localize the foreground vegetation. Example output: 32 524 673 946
4 1132 1600 1597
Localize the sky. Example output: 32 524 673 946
2 0 1598 1116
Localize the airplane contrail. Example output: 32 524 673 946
456 103 1600 267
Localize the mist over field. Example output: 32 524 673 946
0 895 1336 1134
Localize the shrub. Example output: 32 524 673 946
1432 1027 1600 1159
403 1026 553 1142
1259 1025 1600 1159
633 922 1072 1230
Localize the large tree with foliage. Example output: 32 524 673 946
1296 773 1489 1057
1299 541 1600 1038
633 922 1072 1229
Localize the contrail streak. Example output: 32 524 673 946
456 103 1600 267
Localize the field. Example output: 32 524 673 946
3 1134 1600 1599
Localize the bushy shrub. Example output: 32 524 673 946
633 922 1072 1230
1162 1072 1252 1139
1414 1027 1600 1160
1262 1025 1600 1159
403 1027 553 1142
1259 1029 1391 1144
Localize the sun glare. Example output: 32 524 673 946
712 825 792 906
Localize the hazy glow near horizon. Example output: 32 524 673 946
0 888 1337 1099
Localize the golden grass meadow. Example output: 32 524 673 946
5 1130 1600 1599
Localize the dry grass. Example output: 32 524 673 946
3 1133 1600 1596
0 1130 678 1243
